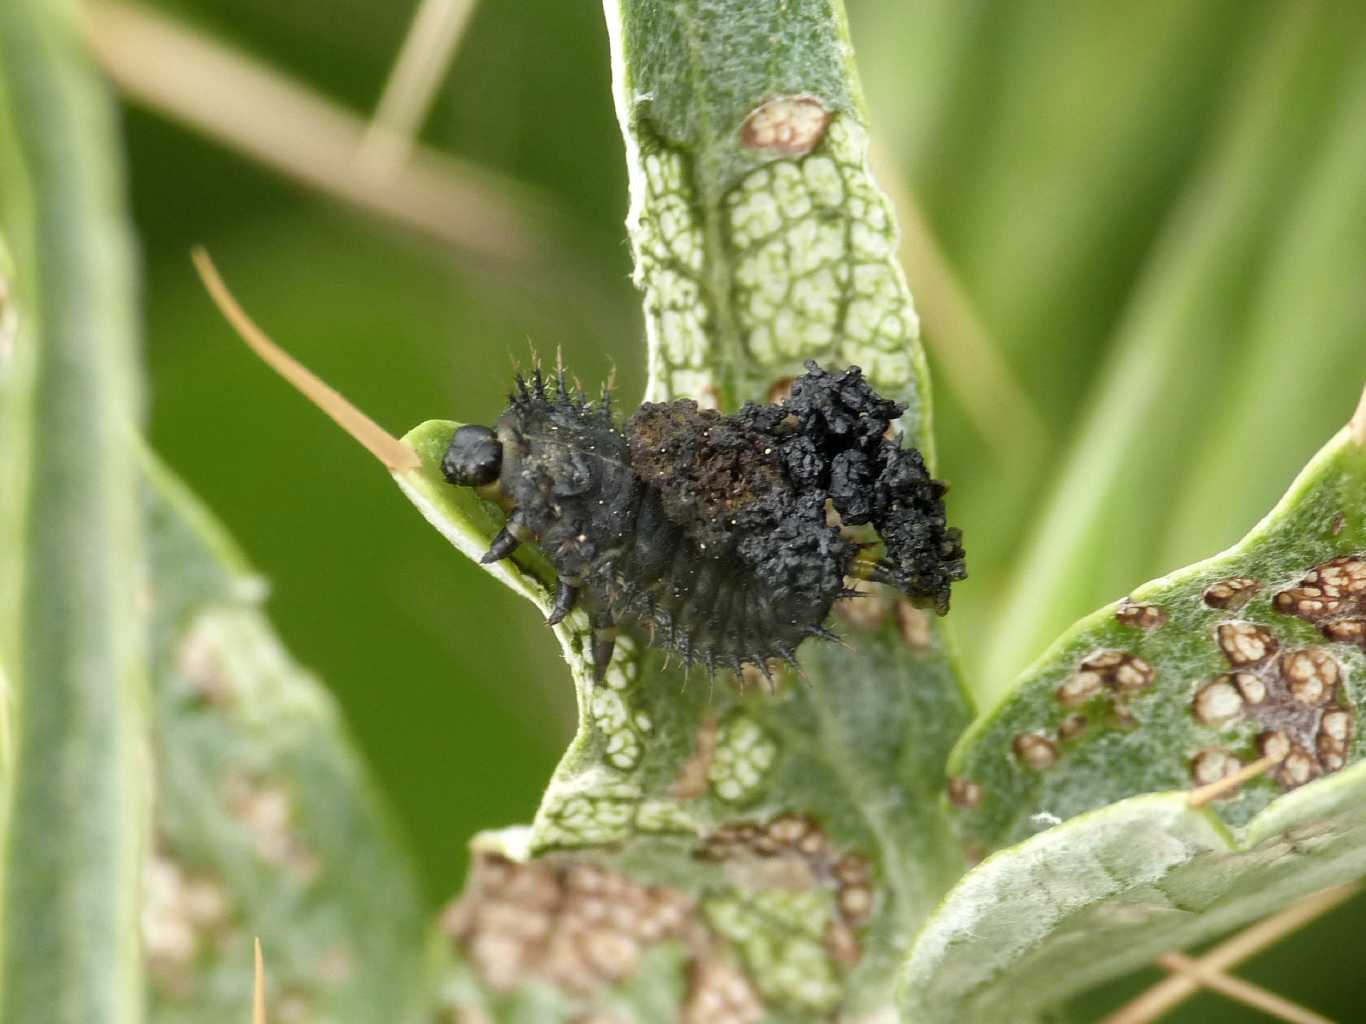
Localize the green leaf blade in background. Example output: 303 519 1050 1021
901 401 1366 1020
1158 43 1366 572
0 214 23 779
1 4 433 1020
141 457 428 1024
850 0 1268 671
981 2 1366 695
0 1 148 1019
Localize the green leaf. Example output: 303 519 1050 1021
0 1 148 1019
0 230 21 778
900 782 1366 1024
900 404 1366 1020
0 12 429 1016
385 2 994 1021
605 0 935 449
141 456 429 1023
980 3 1366 694
398 415 970 1019
382 4 982 1017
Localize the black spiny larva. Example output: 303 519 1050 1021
442 360 965 681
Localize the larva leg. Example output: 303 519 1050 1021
546 579 578 626
590 607 616 682
479 514 528 564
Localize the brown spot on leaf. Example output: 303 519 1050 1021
946 776 983 809
1188 639 1353 791
684 959 764 1024
766 813 810 847
143 853 233 997
697 815 875 944
1232 672 1267 704
1013 731 1058 771
1274 555 1366 650
1256 730 1321 789
176 616 236 706
1317 710 1355 771
1191 748 1242 789
1217 622 1279 667
701 814 844 869
1193 679 1244 726
1044 650 1158 758
672 716 720 799
837 884 874 928
1280 648 1340 706
1324 619 1366 644
1058 713 1089 741
1282 748 1317 787
1115 600 1167 630
223 776 319 882
1259 729 1292 762
1203 577 1261 611
1089 649 1156 691
1056 669 1102 707
442 854 697 995
1057 649 1155 710
740 95 830 155
824 920 861 967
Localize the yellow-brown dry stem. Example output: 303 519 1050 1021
192 248 420 473
1187 751 1283 808
1156 952 1331 1024
1102 884 1359 1024
253 938 267 1024
359 0 478 175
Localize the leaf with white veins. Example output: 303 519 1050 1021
388 2 975 1018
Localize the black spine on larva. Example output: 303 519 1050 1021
493 370 640 592
458 361 964 676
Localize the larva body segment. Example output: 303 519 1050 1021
442 361 965 680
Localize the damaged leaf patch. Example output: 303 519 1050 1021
947 420 1366 854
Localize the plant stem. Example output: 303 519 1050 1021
0 0 148 1019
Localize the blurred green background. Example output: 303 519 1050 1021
110 0 1366 1018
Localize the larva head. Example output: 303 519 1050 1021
442 424 503 487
